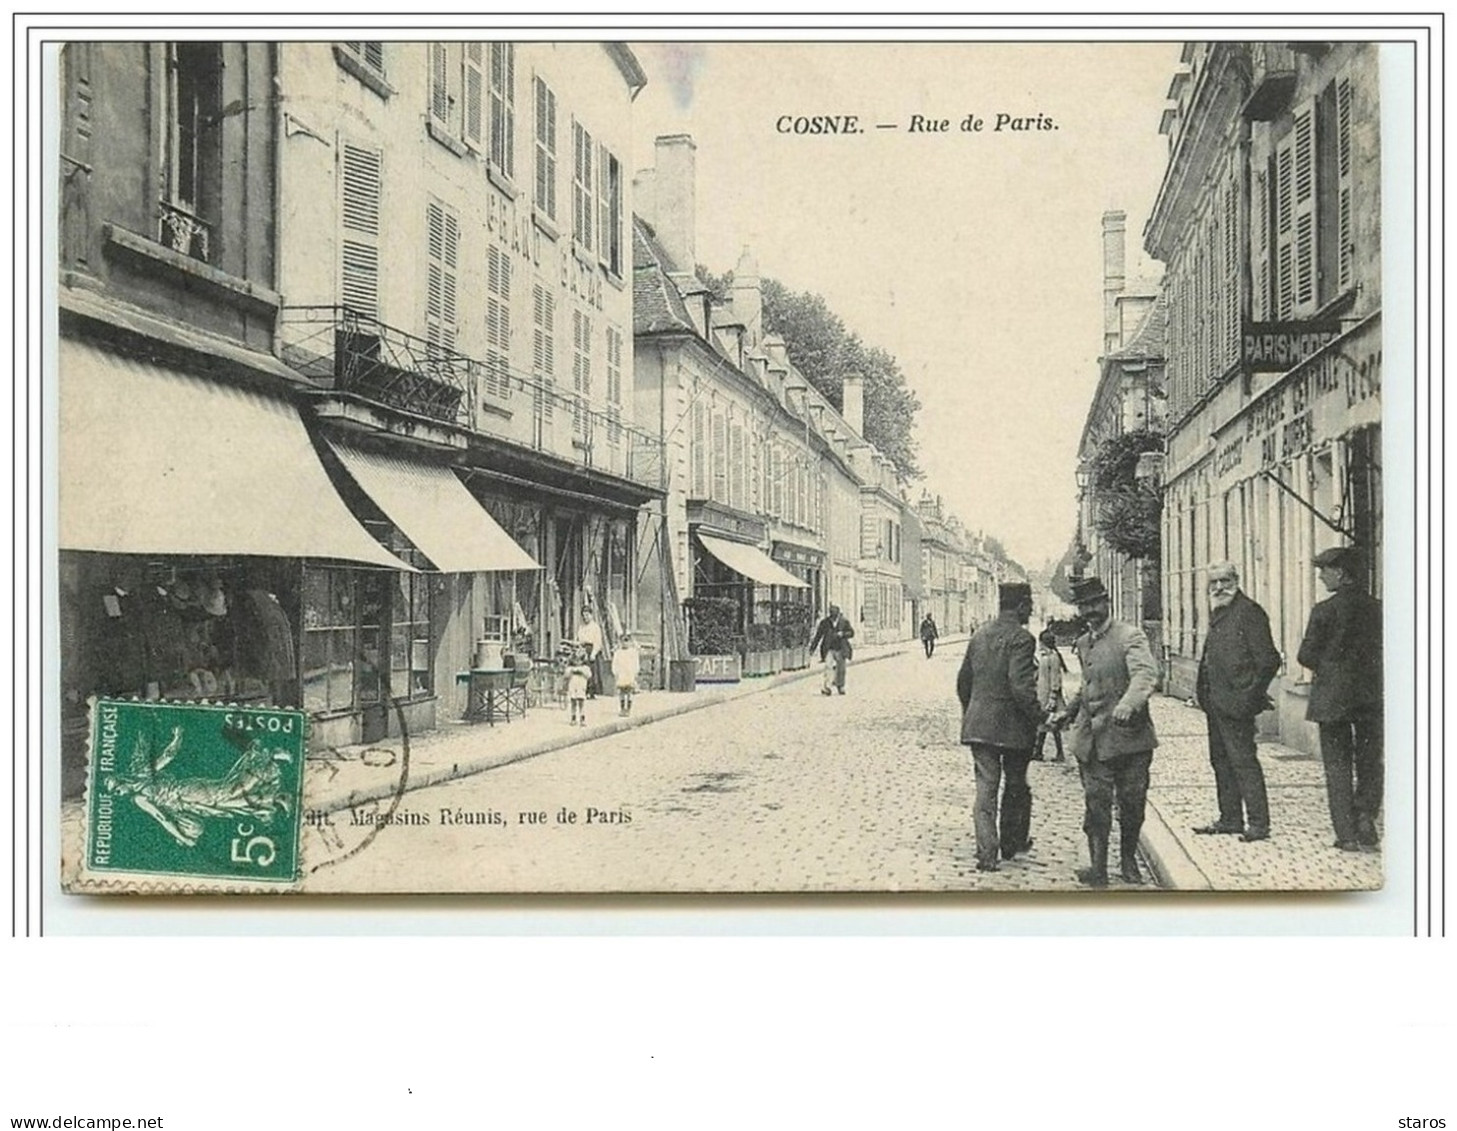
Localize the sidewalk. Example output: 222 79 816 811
305 634 948 816
1137 695 1383 891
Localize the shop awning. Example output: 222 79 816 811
697 532 809 588
327 441 540 573
58 339 411 569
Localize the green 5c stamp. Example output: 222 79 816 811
86 699 306 883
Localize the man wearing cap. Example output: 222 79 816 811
1050 575 1159 886
1193 562 1282 843
1298 547 1383 851
956 582 1042 871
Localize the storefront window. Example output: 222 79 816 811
302 567 357 714
61 553 300 715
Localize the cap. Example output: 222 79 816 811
1313 546 1360 571
1070 576 1110 605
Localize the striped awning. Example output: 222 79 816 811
58 338 411 569
697 532 809 588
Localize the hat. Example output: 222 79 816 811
998 582 1033 609
1313 546 1360 571
1070 576 1110 605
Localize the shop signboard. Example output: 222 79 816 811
1215 315 1382 492
1241 318 1345 373
693 653 743 683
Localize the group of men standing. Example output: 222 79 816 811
955 546 1383 885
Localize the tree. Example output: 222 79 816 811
1089 429 1164 561
696 266 922 478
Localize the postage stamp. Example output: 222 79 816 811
83 699 306 885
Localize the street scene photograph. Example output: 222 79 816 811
51 36 1392 896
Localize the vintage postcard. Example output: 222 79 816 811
53 36 1397 895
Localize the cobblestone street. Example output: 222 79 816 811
303 643 1151 894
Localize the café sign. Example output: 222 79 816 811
1242 319 1343 373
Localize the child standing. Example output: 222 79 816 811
565 645 591 727
1034 628 1068 762
612 633 641 717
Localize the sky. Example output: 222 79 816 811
628 41 1181 569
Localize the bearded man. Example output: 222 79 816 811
1193 562 1282 843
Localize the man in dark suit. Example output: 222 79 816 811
808 604 855 696
956 582 1042 872
1298 546 1383 851
1049 575 1159 886
1193 561 1282 843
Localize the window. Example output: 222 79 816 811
488 43 515 180
730 424 745 509
425 200 460 350
427 43 483 154
532 283 556 424
711 412 727 501
598 145 624 277
340 141 382 319
692 401 707 497
572 120 594 252
485 245 512 399
605 324 623 445
162 42 223 262
1274 100 1317 317
342 41 385 72
391 555 434 701
572 309 592 439
534 77 558 220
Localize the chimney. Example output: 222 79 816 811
654 134 697 272
841 372 864 436
1102 210 1127 355
632 167 658 230
731 246 763 350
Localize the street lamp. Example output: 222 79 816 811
1072 461 1091 579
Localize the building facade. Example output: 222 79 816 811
268 41 659 742
1148 42 1382 752
56 42 418 791
632 137 847 676
1074 211 1167 647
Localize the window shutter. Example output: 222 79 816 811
1224 172 1239 371
534 77 556 219
712 412 726 500
692 402 706 497
1291 101 1318 313
425 201 457 350
1336 73 1354 292
430 43 450 125
463 44 483 149
489 44 515 175
485 245 511 399
598 142 612 267
532 284 555 421
1274 134 1296 318
1253 167 1271 322
340 141 381 319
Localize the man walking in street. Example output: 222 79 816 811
920 612 939 658
809 604 855 696
1192 562 1282 843
956 582 1042 872
1298 546 1384 852
1050 575 1159 886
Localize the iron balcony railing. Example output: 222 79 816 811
279 306 664 490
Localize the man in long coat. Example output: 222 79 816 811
1051 575 1159 886
1193 562 1282 842
956 583 1042 872
1298 546 1383 851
